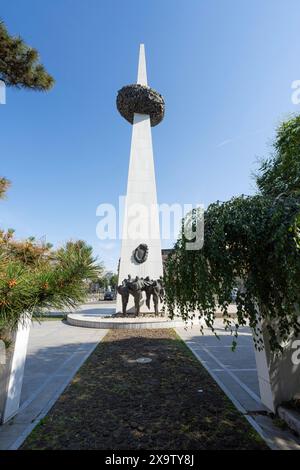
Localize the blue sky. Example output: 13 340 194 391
1 0 300 271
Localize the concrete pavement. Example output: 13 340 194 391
0 319 107 450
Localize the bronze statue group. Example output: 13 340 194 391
117 275 164 316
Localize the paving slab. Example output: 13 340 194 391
0 319 107 450
176 320 300 450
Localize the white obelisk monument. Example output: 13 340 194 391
116 44 164 313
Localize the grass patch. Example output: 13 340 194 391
22 328 268 450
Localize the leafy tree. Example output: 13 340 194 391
109 274 118 289
165 116 300 352
0 21 54 90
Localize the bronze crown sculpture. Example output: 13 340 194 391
116 84 165 127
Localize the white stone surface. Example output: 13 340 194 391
117 45 163 313
137 44 147 86
1 315 31 424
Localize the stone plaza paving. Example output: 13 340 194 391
176 322 300 450
0 303 299 450
0 317 107 450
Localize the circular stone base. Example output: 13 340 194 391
67 313 185 329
